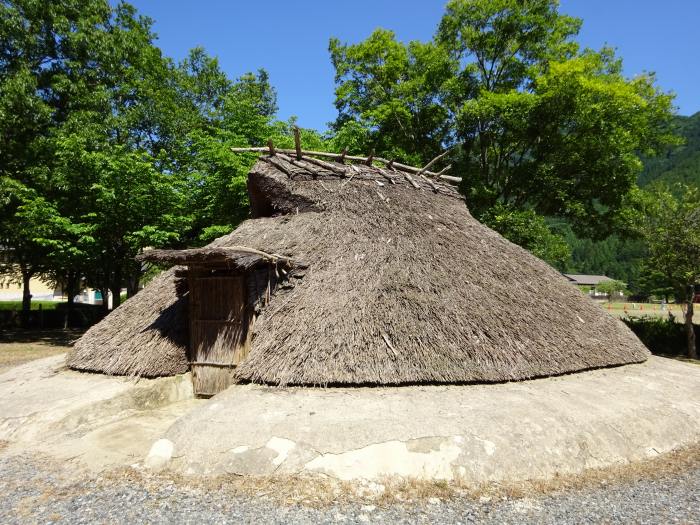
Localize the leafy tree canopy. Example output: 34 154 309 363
635 185 700 299
634 184 700 357
0 0 294 313
479 204 570 267
329 0 678 259
330 29 455 165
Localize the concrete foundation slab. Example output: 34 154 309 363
1 355 698 484
163 357 700 482
0 355 201 470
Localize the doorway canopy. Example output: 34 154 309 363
138 246 302 396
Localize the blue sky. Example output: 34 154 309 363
124 0 699 131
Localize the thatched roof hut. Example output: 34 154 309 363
67 151 649 389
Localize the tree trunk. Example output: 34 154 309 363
126 271 140 298
685 286 697 360
63 271 78 329
20 267 33 329
99 287 110 315
110 266 122 310
110 284 121 310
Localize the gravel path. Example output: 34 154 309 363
1 453 698 524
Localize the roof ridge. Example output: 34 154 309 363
230 141 460 183
257 153 463 199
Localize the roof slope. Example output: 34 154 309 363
68 153 649 384
66 268 189 377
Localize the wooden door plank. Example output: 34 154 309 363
189 271 252 396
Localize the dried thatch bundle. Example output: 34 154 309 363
66 268 189 377
68 152 649 384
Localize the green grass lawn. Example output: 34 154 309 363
603 302 700 323
0 300 64 310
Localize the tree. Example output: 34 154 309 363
0 1 282 314
329 0 678 258
636 185 700 359
437 0 677 236
329 29 456 165
0 0 65 318
479 204 570 267
595 279 628 303
174 50 285 244
0 182 51 324
1 1 197 312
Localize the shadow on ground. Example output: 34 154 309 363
0 329 84 372
0 329 84 346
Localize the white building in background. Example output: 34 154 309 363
74 288 124 309
563 274 622 299
0 277 63 302
0 276 122 306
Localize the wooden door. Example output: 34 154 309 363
188 270 252 396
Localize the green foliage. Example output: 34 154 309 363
634 185 700 301
326 120 369 155
564 111 700 296
437 0 581 87
328 0 678 260
480 205 570 267
450 46 677 236
633 184 700 357
0 0 285 311
518 54 676 236
329 29 456 165
595 279 628 300
639 112 700 189
622 316 699 357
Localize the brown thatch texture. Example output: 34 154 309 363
66 268 189 377
137 246 302 272
69 153 649 384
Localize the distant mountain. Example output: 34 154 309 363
561 112 700 289
639 112 700 189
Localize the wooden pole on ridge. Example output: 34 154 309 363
293 127 302 160
417 150 449 176
229 146 458 182
337 148 347 164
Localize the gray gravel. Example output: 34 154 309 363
1 454 698 524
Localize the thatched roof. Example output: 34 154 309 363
66 268 189 377
137 246 303 272
68 152 649 384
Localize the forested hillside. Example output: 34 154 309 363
564 112 700 290
563 229 646 286
639 112 700 189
